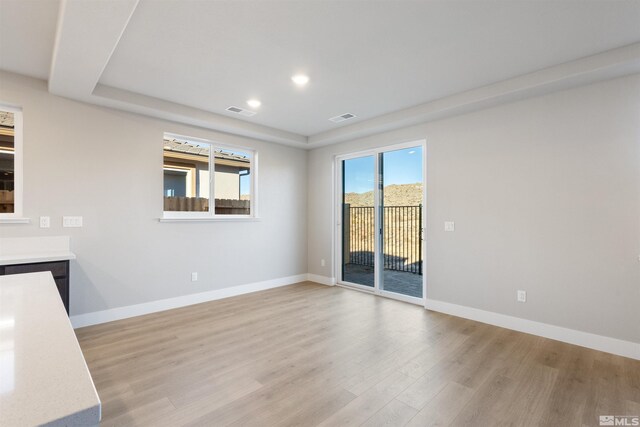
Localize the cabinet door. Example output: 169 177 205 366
4 261 68 278
2 261 70 314
55 277 69 313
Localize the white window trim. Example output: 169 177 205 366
0 104 27 224
160 133 258 222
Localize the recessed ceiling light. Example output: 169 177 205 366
291 74 309 86
247 99 261 108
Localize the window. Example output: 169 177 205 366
162 133 256 219
0 105 23 221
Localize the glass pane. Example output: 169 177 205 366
163 137 210 212
0 111 15 214
342 156 375 287
381 146 423 298
214 149 251 215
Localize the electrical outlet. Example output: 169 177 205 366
191 272 198 282
517 290 527 303
444 221 455 232
321 259 326 267
39 216 50 228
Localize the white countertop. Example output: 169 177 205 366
0 251 76 266
0 272 101 426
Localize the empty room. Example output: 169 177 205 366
0 0 639 426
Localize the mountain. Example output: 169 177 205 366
345 183 422 207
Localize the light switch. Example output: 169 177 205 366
63 216 83 228
444 221 455 232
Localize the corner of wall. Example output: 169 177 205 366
306 274 336 286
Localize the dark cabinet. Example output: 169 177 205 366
0 260 70 314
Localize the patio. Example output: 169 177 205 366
342 263 423 298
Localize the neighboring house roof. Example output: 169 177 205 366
163 139 249 163
0 111 14 128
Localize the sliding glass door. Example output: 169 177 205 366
341 155 376 288
380 147 423 298
338 142 425 303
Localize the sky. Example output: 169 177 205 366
240 173 250 196
344 146 423 194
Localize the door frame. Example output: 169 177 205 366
333 139 427 305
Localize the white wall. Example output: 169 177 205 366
0 71 308 316
308 74 640 344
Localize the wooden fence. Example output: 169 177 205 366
0 190 14 213
164 197 250 215
215 199 251 215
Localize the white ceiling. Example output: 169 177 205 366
1 0 640 146
100 0 640 136
0 0 59 80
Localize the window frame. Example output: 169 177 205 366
0 104 25 223
161 132 258 221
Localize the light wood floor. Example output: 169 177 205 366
76 282 640 427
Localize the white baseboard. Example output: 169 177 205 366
70 274 308 329
425 298 640 361
306 274 336 286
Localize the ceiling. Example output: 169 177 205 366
0 0 59 80
1 0 640 147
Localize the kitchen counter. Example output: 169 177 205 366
0 251 76 266
0 272 101 426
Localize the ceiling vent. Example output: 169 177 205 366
329 113 356 123
226 106 256 117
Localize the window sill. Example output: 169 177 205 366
0 217 31 224
158 216 261 223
